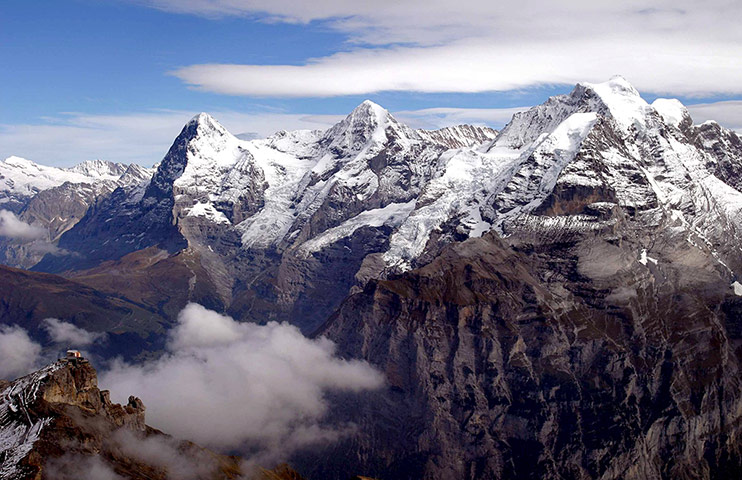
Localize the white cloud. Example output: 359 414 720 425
100 303 384 459
0 210 47 241
172 38 742 98
153 0 742 98
687 101 742 132
45 454 124 480
42 318 106 347
110 430 220 480
0 325 42 380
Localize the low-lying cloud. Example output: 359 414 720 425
0 325 42 380
101 303 384 459
44 454 124 480
43 318 107 346
0 210 46 241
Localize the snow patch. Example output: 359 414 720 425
652 98 689 127
300 201 416 255
638 249 658 266
185 202 230 224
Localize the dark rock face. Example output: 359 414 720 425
313 226 742 479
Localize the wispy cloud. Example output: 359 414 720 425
145 0 742 97
0 210 46 241
42 318 107 347
101 303 384 461
0 325 42 380
687 101 742 132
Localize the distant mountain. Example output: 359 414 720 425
0 157 153 268
0 264 167 359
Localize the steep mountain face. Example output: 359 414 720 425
418 124 498 149
304 78 742 479
0 359 243 479
0 157 152 268
34 105 497 331
315 230 742 479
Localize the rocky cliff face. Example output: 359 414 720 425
314 229 742 479
0 359 243 480
306 78 742 479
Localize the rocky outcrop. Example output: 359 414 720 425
0 359 243 480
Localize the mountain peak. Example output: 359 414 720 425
577 76 652 132
652 98 691 128
186 112 231 139
586 75 641 97
66 159 128 178
321 100 397 154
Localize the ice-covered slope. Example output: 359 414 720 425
0 156 149 208
0 156 154 268
38 80 742 331
383 76 742 271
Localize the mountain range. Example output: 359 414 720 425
2 76 742 479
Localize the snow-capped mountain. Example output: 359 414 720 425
30 78 742 334
0 157 150 211
5 77 742 480
0 157 153 268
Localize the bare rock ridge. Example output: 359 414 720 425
0 358 244 479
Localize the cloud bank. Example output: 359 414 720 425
0 325 42 380
687 101 742 133
153 0 742 97
101 303 384 459
45 454 124 480
0 210 46 241
43 318 106 347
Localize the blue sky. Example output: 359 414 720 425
1 0 741 166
